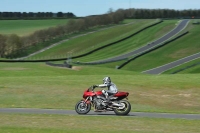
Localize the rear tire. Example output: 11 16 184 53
113 100 131 115
75 100 91 114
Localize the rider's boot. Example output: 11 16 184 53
104 96 112 105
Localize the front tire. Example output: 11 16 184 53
75 100 91 114
113 100 131 115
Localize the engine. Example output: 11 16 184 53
93 97 105 110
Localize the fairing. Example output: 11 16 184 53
113 91 129 100
114 91 129 97
83 89 95 98
83 89 128 100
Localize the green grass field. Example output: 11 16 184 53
0 19 69 36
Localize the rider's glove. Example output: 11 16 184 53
93 85 98 88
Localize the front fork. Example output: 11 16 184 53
83 97 92 104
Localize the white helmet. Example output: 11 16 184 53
103 77 111 84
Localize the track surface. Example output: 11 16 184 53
143 52 200 74
0 108 200 119
87 19 190 64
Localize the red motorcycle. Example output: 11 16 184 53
75 85 131 115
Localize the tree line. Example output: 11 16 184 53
0 8 200 58
0 12 76 19
124 8 200 19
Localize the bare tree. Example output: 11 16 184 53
76 19 87 31
6 34 22 54
0 34 7 57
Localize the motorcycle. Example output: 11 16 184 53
75 85 131 115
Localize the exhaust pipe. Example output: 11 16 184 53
112 102 123 107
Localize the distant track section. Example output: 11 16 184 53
171 62 200 74
77 19 189 65
117 31 189 69
142 52 200 74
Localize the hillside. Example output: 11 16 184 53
27 19 157 59
1 19 199 74
71 20 179 63
70 19 199 74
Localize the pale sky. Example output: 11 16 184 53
1 0 200 17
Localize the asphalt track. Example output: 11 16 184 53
143 52 200 74
0 108 200 120
86 19 190 64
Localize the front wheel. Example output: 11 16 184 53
113 100 131 115
75 100 91 114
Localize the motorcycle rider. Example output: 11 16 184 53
94 77 118 104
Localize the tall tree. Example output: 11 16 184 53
36 12 42 18
57 12 64 17
22 12 28 18
28 12 34 18
2 12 9 18
64 12 75 18
16 12 22 18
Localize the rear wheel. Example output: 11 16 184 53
75 100 91 114
113 100 131 115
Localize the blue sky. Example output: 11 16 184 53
1 0 200 17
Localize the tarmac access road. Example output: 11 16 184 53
0 108 200 120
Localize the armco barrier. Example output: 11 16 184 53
0 58 68 62
0 20 163 63
73 57 127 65
117 31 189 69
